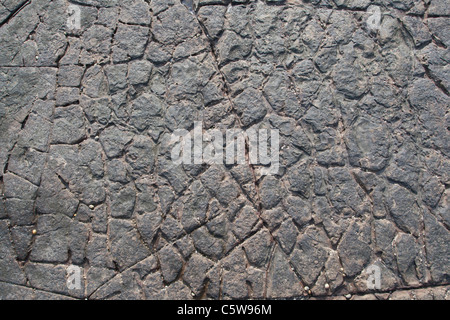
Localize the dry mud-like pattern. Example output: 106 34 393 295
0 0 449 300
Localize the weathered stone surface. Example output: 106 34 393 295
183 253 214 295
424 212 450 283
109 219 150 270
338 221 371 278
386 184 421 236
346 116 390 171
291 226 330 286
0 0 448 300
267 247 303 298
158 245 183 284
0 221 27 285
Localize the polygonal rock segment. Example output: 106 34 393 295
119 0 151 25
81 24 113 64
99 126 134 158
192 226 225 261
346 116 390 169
35 171 79 217
428 0 450 16
131 92 165 133
327 167 370 216
385 142 421 193
197 5 226 40
374 219 397 270
30 214 89 264
394 233 421 286
7 146 46 186
128 60 153 86
125 135 156 177
408 78 449 155
274 218 298 255
290 226 330 286
337 221 372 278
109 183 136 219
259 176 282 210
168 54 216 100
109 219 150 271
232 205 261 242
3 172 38 200
104 64 128 94
180 181 210 233
263 69 301 116
183 253 214 296
216 30 252 65
243 229 273 268
333 60 368 99
152 4 200 45
136 211 162 247
424 212 450 283
52 106 87 145
386 184 421 236
0 221 27 285
82 65 109 99
158 245 184 284
25 263 84 298
112 24 150 63
267 247 303 299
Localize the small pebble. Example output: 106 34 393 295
89 205 94 209
32 229 37 235
304 286 310 291
345 294 352 299
325 283 330 290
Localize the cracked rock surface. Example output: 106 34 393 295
0 0 449 300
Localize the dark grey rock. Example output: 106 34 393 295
183 253 214 295
105 64 128 93
346 116 390 171
243 229 273 268
267 247 303 298
180 181 209 232
58 65 84 87
283 196 311 227
128 60 153 85
291 226 330 286
152 4 200 45
192 226 225 260
119 0 151 25
394 233 420 285
274 219 298 254
136 211 162 246
424 212 450 283
3 173 38 200
0 221 27 285
52 106 86 144
99 126 134 158
232 205 260 241
260 176 282 209
386 184 421 236
109 219 150 270
158 245 183 283
337 221 371 278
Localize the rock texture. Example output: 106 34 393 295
0 0 448 300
